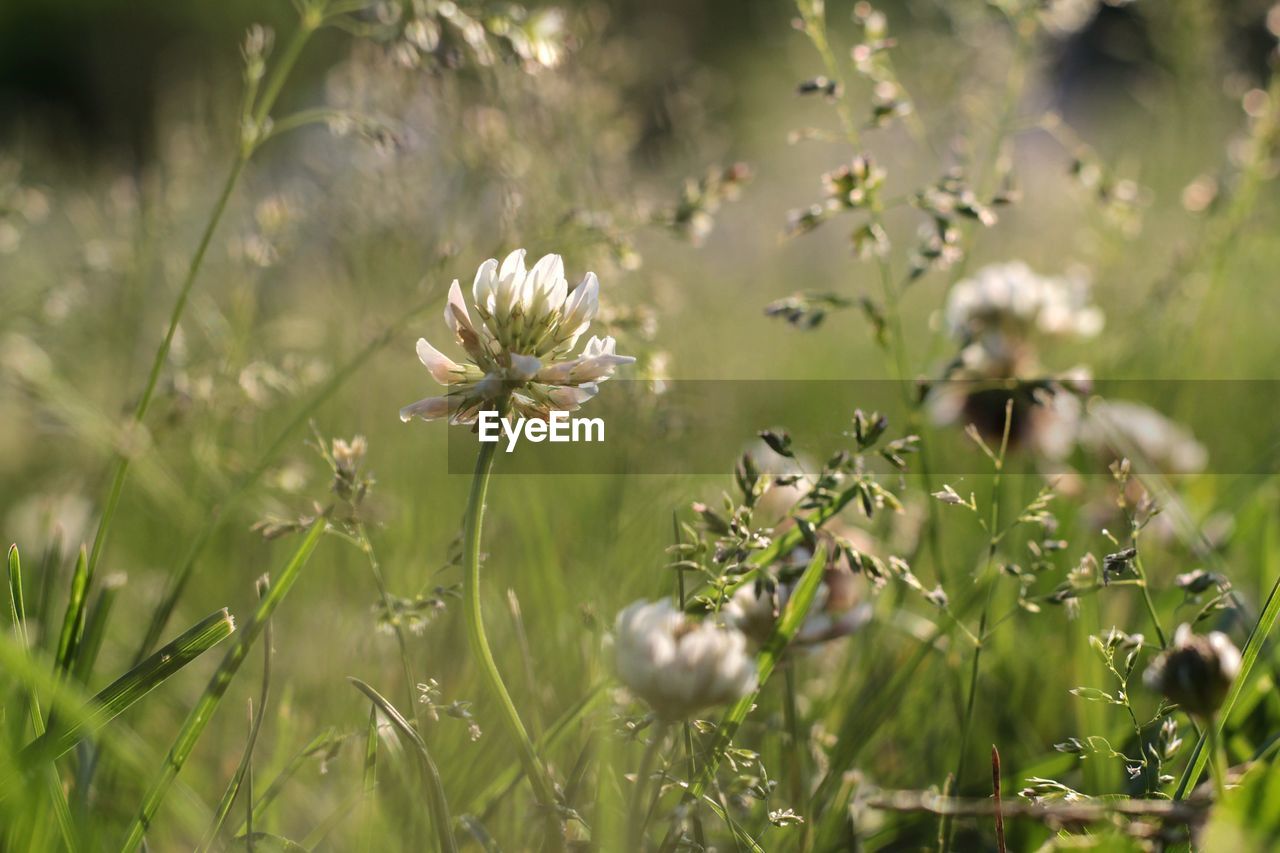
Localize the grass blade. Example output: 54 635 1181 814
72 573 125 685
6 544 77 850
120 518 327 851
198 576 272 852
21 608 236 766
364 704 379 795
237 727 347 831
349 677 458 853
53 545 89 676
675 543 828 816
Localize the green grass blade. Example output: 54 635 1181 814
131 289 441 663
1174 535 1280 799
6 544 78 850
198 577 273 852
120 518 327 852
53 545 89 675
683 543 828 806
8 544 27 643
364 704 378 795
72 574 125 685
474 680 607 819
237 727 347 832
349 678 458 853
21 608 236 766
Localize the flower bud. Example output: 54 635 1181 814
1143 623 1242 717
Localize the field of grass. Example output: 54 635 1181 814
3 1 1280 850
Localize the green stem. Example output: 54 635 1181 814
85 3 324 597
86 153 245 586
629 722 669 846
1206 715 1227 804
940 405 1013 853
121 517 327 851
358 524 422 727
461 440 560 829
1132 552 1169 649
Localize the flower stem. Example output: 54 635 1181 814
629 722 669 846
461 439 561 834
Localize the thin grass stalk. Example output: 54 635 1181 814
356 523 421 725
134 289 441 662
197 577 273 852
6 545 77 850
659 544 828 848
628 722 669 846
940 402 1014 853
86 2 327 654
20 609 236 767
349 678 458 853
120 517 327 851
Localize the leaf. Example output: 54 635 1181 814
53 545 89 675
199 577 274 853
21 608 236 767
121 518 327 852
680 544 828 811
350 678 458 853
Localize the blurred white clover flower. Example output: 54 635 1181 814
724 570 872 647
400 249 634 424
614 599 758 720
1080 399 1208 475
945 261 1104 349
1144 623 1241 717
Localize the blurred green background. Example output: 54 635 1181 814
3 0 1280 849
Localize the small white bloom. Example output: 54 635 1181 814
945 261 1104 347
400 249 634 424
614 599 758 720
724 565 872 647
1081 400 1207 474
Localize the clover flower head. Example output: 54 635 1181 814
399 249 634 424
1080 400 1208 475
614 599 758 720
1143 623 1241 717
724 568 871 647
945 261 1104 346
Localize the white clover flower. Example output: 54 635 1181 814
1080 400 1208 474
400 249 634 424
614 599 758 720
724 571 872 647
944 261 1104 347
1144 623 1241 717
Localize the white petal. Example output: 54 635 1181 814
529 253 567 308
498 248 527 281
399 395 454 422
444 280 472 335
416 338 461 385
471 258 499 312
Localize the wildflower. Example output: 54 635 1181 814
614 599 758 720
1144 623 1241 718
724 566 871 647
1079 400 1207 475
399 249 633 424
944 261 1103 352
